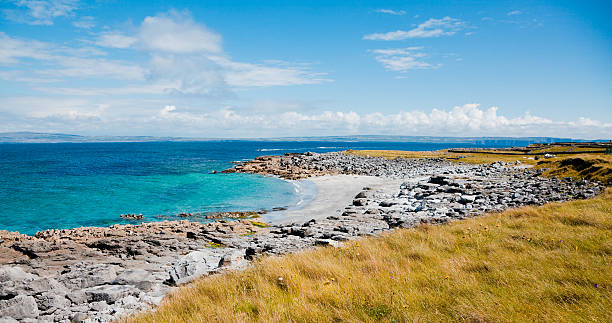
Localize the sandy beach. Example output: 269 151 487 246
265 175 406 225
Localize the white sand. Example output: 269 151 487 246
264 175 404 225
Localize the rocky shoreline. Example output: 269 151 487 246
0 151 603 322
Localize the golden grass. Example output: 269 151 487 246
126 188 612 323
537 154 612 185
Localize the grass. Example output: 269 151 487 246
537 154 612 185
249 220 269 228
125 188 612 323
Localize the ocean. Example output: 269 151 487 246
0 141 515 235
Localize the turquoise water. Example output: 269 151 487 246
0 141 517 235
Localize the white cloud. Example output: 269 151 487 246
72 15 95 29
211 56 329 87
0 32 52 64
138 11 327 93
0 100 609 139
148 103 612 138
0 32 141 80
371 47 437 72
3 0 78 25
40 57 145 80
95 33 138 49
364 17 465 40
1 9 328 94
375 9 406 16
507 10 521 16
147 53 230 96
139 10 222 53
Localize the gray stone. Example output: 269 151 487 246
88 301 108 312
0 266 35 282
34 292 70 313
379 200 397 207
114 269 155 291
459 195 477 204
168 249 223 285
84 285 136 304
66 290 88 305
28 277 67 295
70 312 88 322
219 249 248 270
0 295 39 320
59 264 117 289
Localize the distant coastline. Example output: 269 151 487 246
0 131 608 144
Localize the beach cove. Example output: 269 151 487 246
0 150 604 321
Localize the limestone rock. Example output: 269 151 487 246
0 295 39 320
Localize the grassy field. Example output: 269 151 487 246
127 186 611 323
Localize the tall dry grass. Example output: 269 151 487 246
126 188 612 323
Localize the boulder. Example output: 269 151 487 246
428 176 449 185
352 199 367 206
34 292 70 313
114 269 155 291
459 195 477 204
59 264 117 289
66 290 88 305
168 250 223 285
0 295 39 320
0 266 35 282
379 200 397 207
84 285 136 304
219 249 248 270
354 191 368 198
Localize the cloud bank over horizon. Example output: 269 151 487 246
0 102 609 139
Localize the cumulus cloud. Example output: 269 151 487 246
0 99 609 139
375 9 406 16
364 17 465 40
147 103 612 138
3 0 79 25
370 47 437 72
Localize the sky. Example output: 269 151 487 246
0 0 611 139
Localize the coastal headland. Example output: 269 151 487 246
0 145 609 322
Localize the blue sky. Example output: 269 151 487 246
0 0 610 138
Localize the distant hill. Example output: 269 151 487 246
0 132 182 143
0 132 608 144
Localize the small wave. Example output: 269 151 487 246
291 181 302 194
285 179 317 211
257 148 283 152
316 146 343 149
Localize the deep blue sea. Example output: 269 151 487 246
0 141 515 235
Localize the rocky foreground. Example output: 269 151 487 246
0 152 603 322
